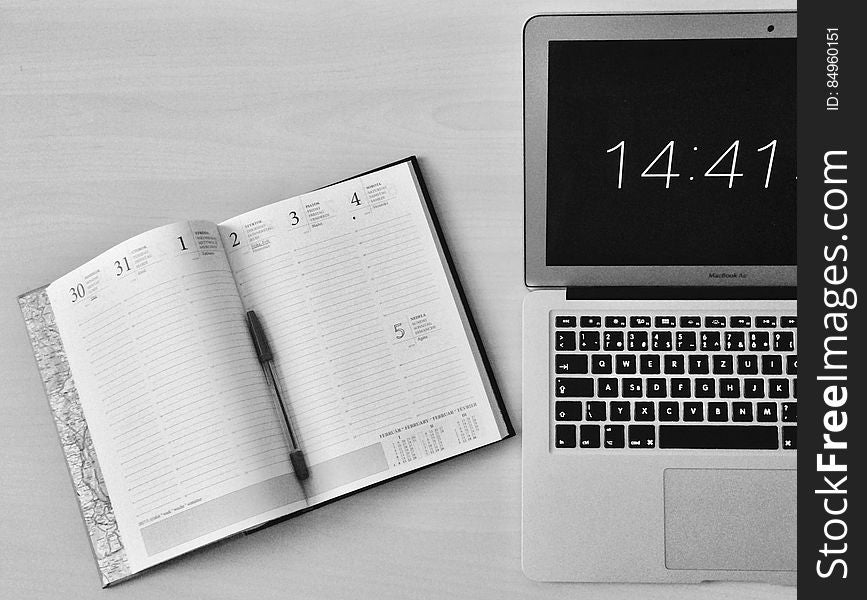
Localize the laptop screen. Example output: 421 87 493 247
545 38 796 268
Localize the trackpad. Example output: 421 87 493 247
664 469 796 571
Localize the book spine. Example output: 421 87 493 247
18 287 133 587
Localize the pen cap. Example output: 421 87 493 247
246 310 273 362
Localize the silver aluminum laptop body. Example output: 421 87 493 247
522 12 797 584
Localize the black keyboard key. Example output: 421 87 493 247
655 316 676 327
774 331 795 352
659 401 679 421
591 354 612 374
782 402 797 422
555 401 581 421
597 378 618 397
680 316 701 328
646 378 666 398
769 379 789 398
744 379 764 398
756 402 778 422
604 425 625 448
555 331 576 351
781 316 797 328
786 355 797 374
639 355 660 374
725 332 745 351
688 355 709 375
627 331 648 351
737 355 758 375
585 401 606 421
782 426 797 449
761 355 782 375
610 401 631 421
615 354 637 374
603 331 624 351
713 355 734 374
630 316 651 328
730 316 751 328
555 424 576 448
708 402 728 422
700 331 721 351
555 316 576 328
635 401 655 421
695 378 715 398
664 354 685 374
732 402 753 422
605 316 627 328
719 378 740 398
579 331 600 351
683 402 704 421
555 354 588 374
756 316 777 328
705 316 726 328
555 377 593 397
622 378 643 397
659 425 779 449
671 378 690 398
628 425 656 448
651 331 672 351
580 316 601 328
749 331 770 351
675 331 696 351
579 424 601 448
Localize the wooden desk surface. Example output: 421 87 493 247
1 1 796 597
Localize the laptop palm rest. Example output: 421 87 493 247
663 469 796 572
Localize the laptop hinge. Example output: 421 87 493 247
565 287 797 301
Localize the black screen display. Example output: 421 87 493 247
545 38 796 266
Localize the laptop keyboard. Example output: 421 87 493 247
551 313 797 450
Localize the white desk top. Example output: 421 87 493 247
0 1 795 597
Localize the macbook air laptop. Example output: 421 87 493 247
521 12 796 583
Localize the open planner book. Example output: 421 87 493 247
18 157 512 586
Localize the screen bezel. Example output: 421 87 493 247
523 11 797 287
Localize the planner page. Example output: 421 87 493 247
219 160 507 505
46 221 306 574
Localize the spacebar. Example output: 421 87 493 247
659 426 779 449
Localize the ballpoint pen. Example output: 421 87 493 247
246 310 310 486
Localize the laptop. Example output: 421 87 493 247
521 12 797 583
